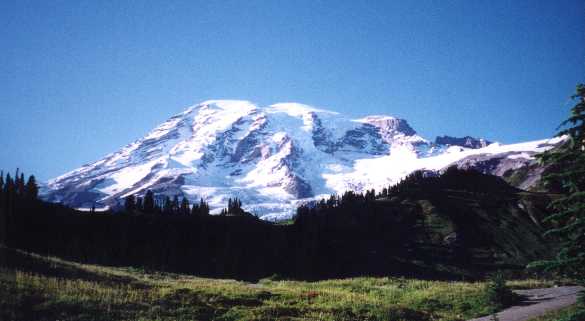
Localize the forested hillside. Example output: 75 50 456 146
0 167 558 281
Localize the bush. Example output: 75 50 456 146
483 272 519 311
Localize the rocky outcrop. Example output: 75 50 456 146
435 136 491 149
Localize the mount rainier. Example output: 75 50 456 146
44 100 562 220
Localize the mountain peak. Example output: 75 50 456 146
44 101 557 220
356 115 418 138
268 103 338 116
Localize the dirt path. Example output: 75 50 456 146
468 286 583 321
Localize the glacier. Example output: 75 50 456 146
44 100 562 220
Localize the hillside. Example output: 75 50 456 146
4 169 559 281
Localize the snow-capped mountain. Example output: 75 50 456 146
44 100 563 220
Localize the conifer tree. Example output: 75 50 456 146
163 196 173 215
172 195 180 214
16 172 25 198
0 171 5 245
4 174 14 214
24 175 38 200
199 198 210 216
180 197 190 215
0 171 4 195
0 171 4 213
226 197 244 215
135 197 143 212
14 169 20 196
143 190 155 214
191 202 200 216
530 84 585 319
124 195 136 213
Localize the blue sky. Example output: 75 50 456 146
1 0 584 181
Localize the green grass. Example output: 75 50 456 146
0 249 555 321
525 305 581 321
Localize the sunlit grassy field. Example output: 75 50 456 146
0 249 556 321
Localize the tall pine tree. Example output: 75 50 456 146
163 196 173 215
180 197 190 215
530 84 585 319
172 195 180 214
16 171 25 198
0 171 5 245
143 190 155 214
124 195 136 213
24 175 38 200
135 197 143 212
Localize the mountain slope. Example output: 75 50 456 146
44 100 563 219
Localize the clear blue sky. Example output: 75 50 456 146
1 0 584 181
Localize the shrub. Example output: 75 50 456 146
483 272 519 311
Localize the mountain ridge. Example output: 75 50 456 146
44 100 563 219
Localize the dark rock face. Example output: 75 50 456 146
435 136 491 149
363 117 417 137
447 152 544 190
340 124 388 154
283 175 313 198
311 113 338 153
312 113 414 155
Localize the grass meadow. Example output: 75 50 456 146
0 249 559 321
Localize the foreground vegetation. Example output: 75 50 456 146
526 305 579 321
0 248 558 321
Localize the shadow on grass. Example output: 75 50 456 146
0 247 149 289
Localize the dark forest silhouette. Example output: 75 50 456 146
0 167 555 281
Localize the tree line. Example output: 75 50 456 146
1 164 556 281
0 169 39 245
122 191 211 216
122 192 248 217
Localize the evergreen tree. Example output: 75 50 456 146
191 202 200 216
24 175 39 200
199 198 210 216
172 195 180 214
143 190 155 214
226 197 244 215
135 197 143 212
163 196 173 215
14 169 20 195
16 172 25 198
381 187 388 198
124 195 136 213
0 171 4 212
0 170 5 245
0 171 4 196
180 197 190 215
4 174 15 214
155 198 163 214
529 84 585 319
